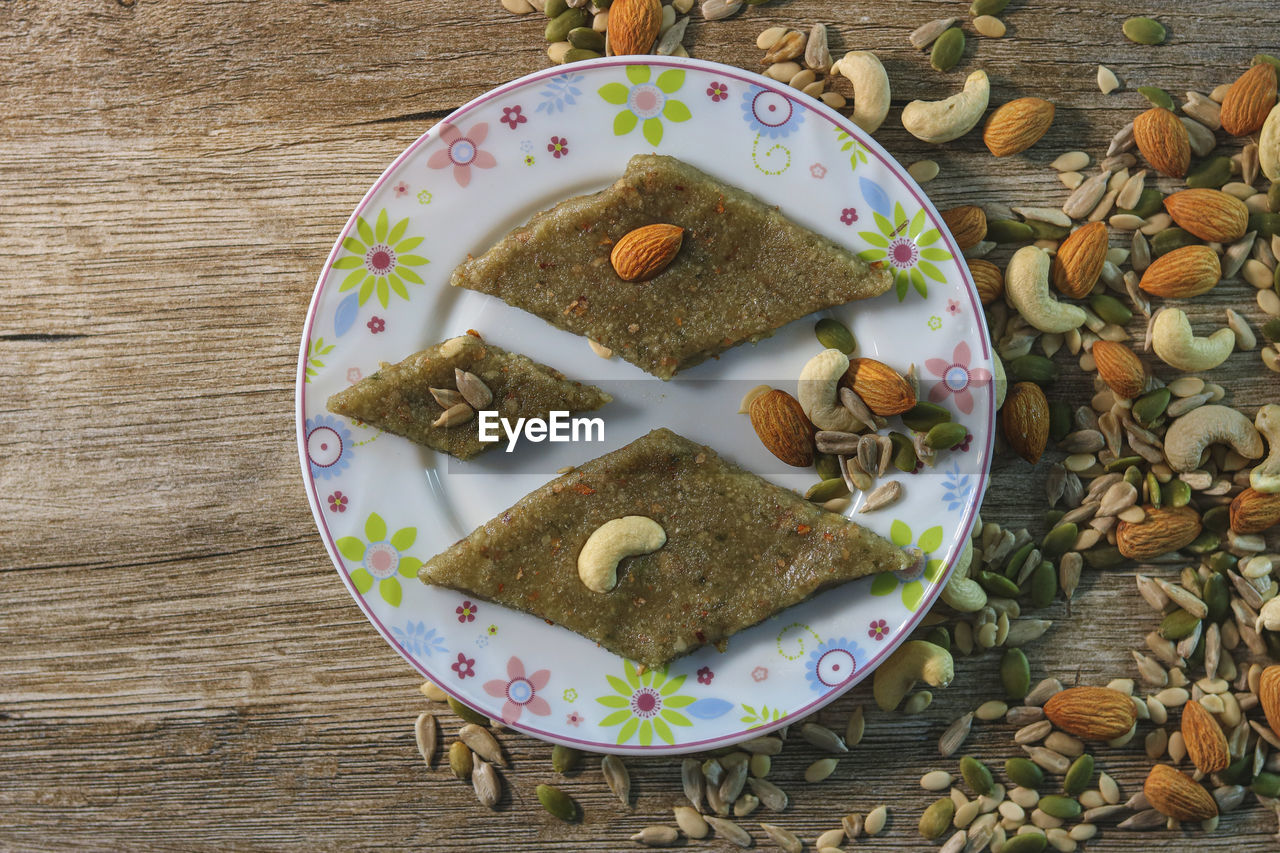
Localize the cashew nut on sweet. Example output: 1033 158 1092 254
1163 404 1264 473
577 517 667 593
1005 246 1088 333
939 539 987 613
834 51 891 134
1151 308 1236 371
873 639 955 712
901 70 991 144
798 348 864 432
1251 404 1280 494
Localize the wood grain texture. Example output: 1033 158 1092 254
3 0 1280 848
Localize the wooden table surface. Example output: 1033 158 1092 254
5 0 1280 849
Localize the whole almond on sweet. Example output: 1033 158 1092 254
1163 189 1249 243
968 259 1004 306
611 223 683 281
1143 764 1218 822
1133 107 1191 177
1229 487 1280 534
1138 245 1221 298
1043 687 1137 740
1116 505 1202 559
1091 341 1145 399
1220 62 1278 137
983 97 1055 157
844 358 916 416
1051 221 1108 299
1260 665 1280 739
606 0 662 57
749 389 815 468
1000 381 1048 464
941 205 988 250
1181 699 1230 774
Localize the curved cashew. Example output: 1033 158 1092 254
1006 247 1087 333
1163 404 1264 472
873 639 954 712
1257 596 1280 633
835 51 891 134
1260 103 1280 182
1251 404 1280 493
577 517 666 593
939 540 987 612
1151 308 1235 371
798 349 863 432
901 70 991 144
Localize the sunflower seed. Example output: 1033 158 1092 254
1005 619 1053 647
1015 720 1054 744
1097 65 1121 94
631 825 680 847
805 22 830 70
704 815 752 847
720 758 748 805
838 387 879 431
682 758 705 812
471 758 501 808
602 754 631 806
433 402 474 427
1156 579 1207 618
1117 809 1165 830
429 387 465 408
760 822 802 853
1107 122 1136 158
457 723 506 767
910 17 956 49
861 480 903 513
846 704 866 746
1026 677 1063 706
1063 172 1111 220
1135 575 1171 610
748 776 789 812
1023 745 1071 774
941 713 974 757
413 713 438 768
741 735 783 755
802 722 848 753
1183 91 1222 130
454 368 493 409
700 0 741 22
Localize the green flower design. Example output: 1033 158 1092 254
740 703 785 729
857 201 952 301
305 337 333 383
598 66 692 147
596 660 695 745
928 315 943 331
331 208 429 308
336 512 422 607
835 128 868 172
870 520 946 611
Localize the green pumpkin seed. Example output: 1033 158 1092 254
544 0 568 16
1186 156 1233 189
986 219 1035 243
1025 220 1070 240
1208 551 1237 574
1132 388 1170 427
1007 354 1059 384
1001 834 1048 853
1146 471 1162 508
1117 187 1164 219
1161 478 1191 507
545 8 587 43
1263 318 1280 343
1030 561 1056 609
1004 542 1035 580
930 27 965 72
552 744 582 774
980 571 1021 598
536 783 580 821
1255 53 1280 71
563 47 602 63
1048 400 1072 442
1063 754 1094 796
1202 572 1230 622
1001 647 1031 700
1248 212 1280 238
1083 546 1123 568
1123 465 1143 488
815 317 857 353
902 402 951 432
960 755 994 796
567 26 604 50
926 626 951 651
1160 608 1200 640
1006 757 1045 790
918 797 956 839
1041 523 1078 560
1185 531 1219 554
1089 293 1133 327
889 431 918 472
1122 16 1166 45
448 696 491 726
1150 227 1204 257
926 421 968 450
1044 509 1065 528
1202 505 1229 535
969 0 1009 15
1136 86 1174 111
1220 755 1253 785
815 452 842 481
449 741 474 780
1038 795 1082 819
1269 186 1280 221
1104 455 1143 473
806 477 851 502
1267 632 1280 661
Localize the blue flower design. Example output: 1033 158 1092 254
941 461 974 511
536 73 584 114
391 621 447 657
804 636 869 694
305 414 353 479
740 85 804 139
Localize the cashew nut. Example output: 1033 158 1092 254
798 349 863 432
1257 596 1280 633
901 70 991 144
1151 308 1236 371
1163 404 1264 473
577 517 666 593
1250 404 1280 493
1260 102 1280 182
834 51 891 134
873 639 955 712
1006 247 1087 333
939 540 987 612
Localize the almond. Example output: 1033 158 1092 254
1143 764 1218 822
1043 686 1137 740
1260 665 1280 739
941 205 988 250
1220 62 1278 137
1138 245 1221 298
1163 189 1249 243
1050 221 1108 299
1000 381 1048 464
983 97 1055 157
1115 505 1202 559
1180 699 1230 774
1133 107 1191 178
842 358 916 416
610 223 683 281
749 389 815 468
606 0 663 57
1229 487 1280 534
968 259 1004 306
1091 340 1146 399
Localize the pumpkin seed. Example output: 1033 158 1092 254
815 317 856 353
1136 85 1174 110
1159 608 1200 640
1006 757 1045 790
749 753 771 778
930 27 965 72
981 571 1020 598
472 758 501 808
816 828 845 849
1008 354 1059 384
1041 523 1078 560
1038 795 1082 819
1089 293 1132 326
926 421 968 450
902 402 951 432
563 47 602 63
903 690 933 714
545 7 587 42
449 741 473 780
1186 155 1233 189
1030 561 1057 609
1002 834 1049 853
865 804 889 834
536 783 579 822
1131 388 1170 427
1001 647 1031 699
969 0 1009 14
552 744 581 773
805 757 840 783
1122 16 1165 44
567 26 604 50
806 477 850 502
1117 187 1164 219
544 0 568 16
1160 477 1191 507
987 219 1035 243
447 696 490 726
973 14 1006 37
1063 754 1094 796
919 798 956 839
960 755 995 796
1248 212 1280 237
1252 772 1280 798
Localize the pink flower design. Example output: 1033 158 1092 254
451 653 475 680
392 180 409 198
926 341 992 416
456 600 478 623
840 207 858 225
696 666 714 685
946 299 961 315
809 162 828 179
501 105 527 130
566 711 583 726
547 135 569 158
427 122 496 187
367 316 385 334
346 367 363 384
868 619 889 641
751 666 768 682
706 82 728 102
327 491 348 512
483 655 552 723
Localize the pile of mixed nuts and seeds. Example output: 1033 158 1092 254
404 4 1280 849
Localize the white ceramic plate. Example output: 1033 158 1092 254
297 57 995 754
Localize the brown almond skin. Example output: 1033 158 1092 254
968 259 1003 306
1115 505 1202 560
1133 107 1191 177
1091 341 1145 399
610 223 683 281
1181 699 1230 774
1221 62 1278 137
1143 764 1218 822
1163 189 1249 243
1138 245 1221 298
1043 686 1137 740
1000 382 1048 464
1229 488 1280 534
844 358 915 416
983 98 1055 157
1051 221 1108 299
941 205 988 250
749 389 815 468
1261 666 1280 740
606 0 662 57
